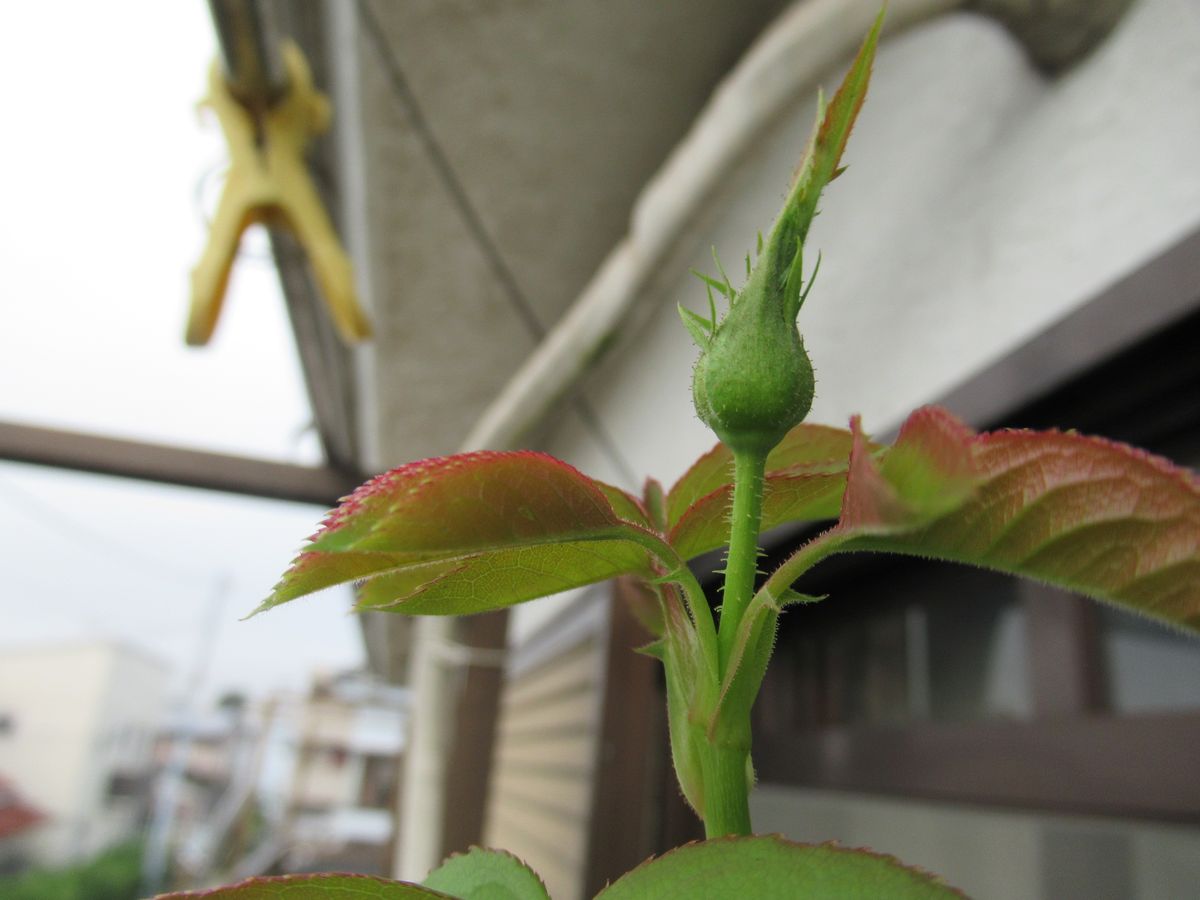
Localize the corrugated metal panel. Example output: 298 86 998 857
484 628 604 900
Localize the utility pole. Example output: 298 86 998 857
141 575 230 895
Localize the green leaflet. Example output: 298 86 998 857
851 418 1200 631
727 406 1200 752
594 836 964 899
154 873 451 899
670 470 846 561
424 847 549 900
256 450 657 618
664 423 857 528
663 423 865 563
353 539 652 616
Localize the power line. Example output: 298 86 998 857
0 472 213 586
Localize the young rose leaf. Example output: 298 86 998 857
665 423 856 527
858 417 1200 630
352 540 652 616
664 424 867 560
424 847 549 900
771 407 1200 633
594 835 964 899
670 472 846 561
155 873 449 899
257 451 658 618
839 407 977 533
642 477 668 533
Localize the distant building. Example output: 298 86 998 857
0 641 168 866
150 696 273 886
282 670 407 875
139 672 406 887
152 699 260 871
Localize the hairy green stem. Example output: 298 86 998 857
701 744 752 838
691 449 769 839
719 450 768 672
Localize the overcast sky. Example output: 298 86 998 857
0 1 364 704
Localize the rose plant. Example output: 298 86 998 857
161 10 1199 898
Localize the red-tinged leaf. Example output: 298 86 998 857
312 452 632 554
665 424 865 560
838 413 909 529
257 451 658 617
839 408 977 532
595 480 653 530
670 471 846 561
424 846 549 900
594 835 965 899
155 872 450 899
665 423 856 527
825 407 1200 632
643 477 668 532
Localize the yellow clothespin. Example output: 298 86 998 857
188 41 371 346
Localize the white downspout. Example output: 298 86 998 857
396 615 456 882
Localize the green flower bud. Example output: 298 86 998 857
688 241 815 455
681 8 882 456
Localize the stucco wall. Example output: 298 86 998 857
547 0 1200 489
507 1 1200 892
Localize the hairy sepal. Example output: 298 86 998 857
772 9 883 320
658 583 718 815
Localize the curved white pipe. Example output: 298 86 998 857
465 0 958 451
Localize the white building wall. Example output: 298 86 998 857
0 642 167 864
86 647 169 852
